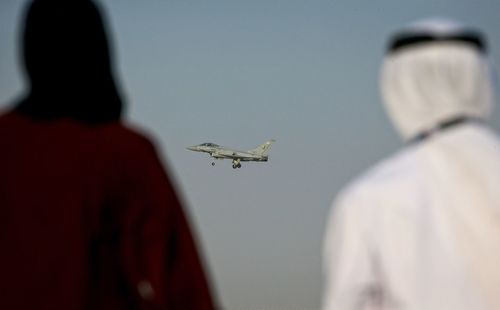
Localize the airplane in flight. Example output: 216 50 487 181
186 139 275 169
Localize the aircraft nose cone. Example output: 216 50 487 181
186 146 197 151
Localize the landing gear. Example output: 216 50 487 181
232 159 242 169
212 162 215 166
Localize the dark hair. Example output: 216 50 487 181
16 0 124 124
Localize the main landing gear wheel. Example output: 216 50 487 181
212 162 215 166
232 159 242 169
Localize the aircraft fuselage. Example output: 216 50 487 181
186 140 274 168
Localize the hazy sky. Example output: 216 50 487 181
1 1 500 309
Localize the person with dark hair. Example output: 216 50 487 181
323 19 500 310
0 1 216 309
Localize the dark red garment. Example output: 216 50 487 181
0 111 216 310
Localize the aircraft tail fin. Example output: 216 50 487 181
248 139 275 156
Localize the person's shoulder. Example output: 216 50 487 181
0 109 21 126
95 121 158 151
326 149 418 236
338 146 420 203
89 121 165 169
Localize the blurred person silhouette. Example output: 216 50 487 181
0 0 216 309
323 18 500 310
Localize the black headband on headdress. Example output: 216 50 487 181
388 30 487 54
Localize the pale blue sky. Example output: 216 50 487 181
1 1 500 309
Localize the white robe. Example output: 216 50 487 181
322 122 500 310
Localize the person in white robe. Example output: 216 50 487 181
322 18 500 310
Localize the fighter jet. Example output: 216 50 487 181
186 139 275 169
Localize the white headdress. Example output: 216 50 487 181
380 18 495 141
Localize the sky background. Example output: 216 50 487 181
1 1 500 309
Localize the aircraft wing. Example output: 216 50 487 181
212 149 260 160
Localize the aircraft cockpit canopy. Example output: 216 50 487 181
201 143 219 147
